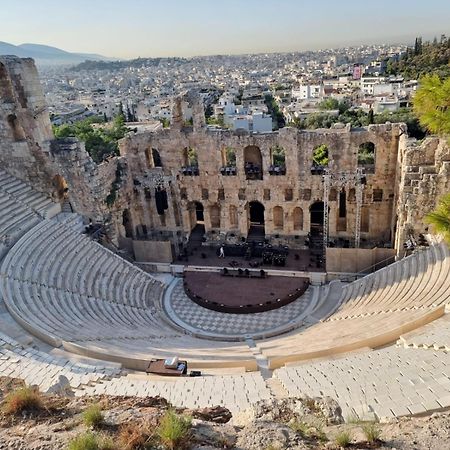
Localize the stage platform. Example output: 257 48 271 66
177 244 324 273
184 271 309 313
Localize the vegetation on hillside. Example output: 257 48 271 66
53 114 129 163
387 35 450 79
288 107 426 139
72 57 188 72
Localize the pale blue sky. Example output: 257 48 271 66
1 0 449 58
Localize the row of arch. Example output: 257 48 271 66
189 200 305 231
144 142 376 176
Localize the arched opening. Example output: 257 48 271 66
244 145 263 180
152 148 162 167
248 201 265 239
220 147 237 175
122 209 133 238
310 201 324 234
187 201 205 231
249 201 264 225
358 142 375 173
273 206 284 230
182 147 199 175
229 205 238 228
209 204 221 228
293 207 303 231
311 144 329 175
269 145 286 175
195 201 204 222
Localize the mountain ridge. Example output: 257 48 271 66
0 41 114 66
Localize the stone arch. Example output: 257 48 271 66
311 144 329 174
152 148 162 167
209 203 221 228
273 206 284 229
187 201 204 229
310 201 324 233
244 145 263 180
293 207 303 231
358 142 375 173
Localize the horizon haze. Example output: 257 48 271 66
1 0 449 59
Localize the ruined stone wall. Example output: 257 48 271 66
117 120 403 249
0 56 55 192
395 135 450 249
0 57 117 227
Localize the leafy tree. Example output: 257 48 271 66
53 114 129 163
425 193 450 243
312 144 329 166
319 98 339 111
413 74 450 136
225 147 236 166
271 145 285 166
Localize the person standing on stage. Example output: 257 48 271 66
219 245 225 258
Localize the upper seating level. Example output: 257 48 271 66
0 169 60 259
257 242 450 368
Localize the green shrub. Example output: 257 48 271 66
82 404 104 428
2 386 43 415
335 429 353 447
156 409 192 450
67 432 115 450
361 422 382 443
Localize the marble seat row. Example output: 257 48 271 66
398 314 450 350
0 216 258 370
256 243 450 368
329 243 449 320
0 331 121 392
275 346 450 421
78 372 272 414
1 218 164 309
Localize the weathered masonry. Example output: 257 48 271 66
1 57 449 262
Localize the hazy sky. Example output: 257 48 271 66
1 0 449 58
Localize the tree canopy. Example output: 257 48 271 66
413 74 450 136
53 114 129 163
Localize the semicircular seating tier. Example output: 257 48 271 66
256 242 450 369
0 216 257 370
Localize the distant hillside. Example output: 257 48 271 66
0 41 113 66
387 36 450 79
72 56 188 71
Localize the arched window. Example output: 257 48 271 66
244 145 263 180
220 147 237 175
311 144 329 175
358 142 375 173
269 146 286 175
152 148 162 167
293 207 303 231
273 206 284 229
182 147 199 175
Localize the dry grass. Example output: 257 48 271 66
117 421 154 450
2 386 43 415
335 429 353 447
361 422 382 443
67 432 115 450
